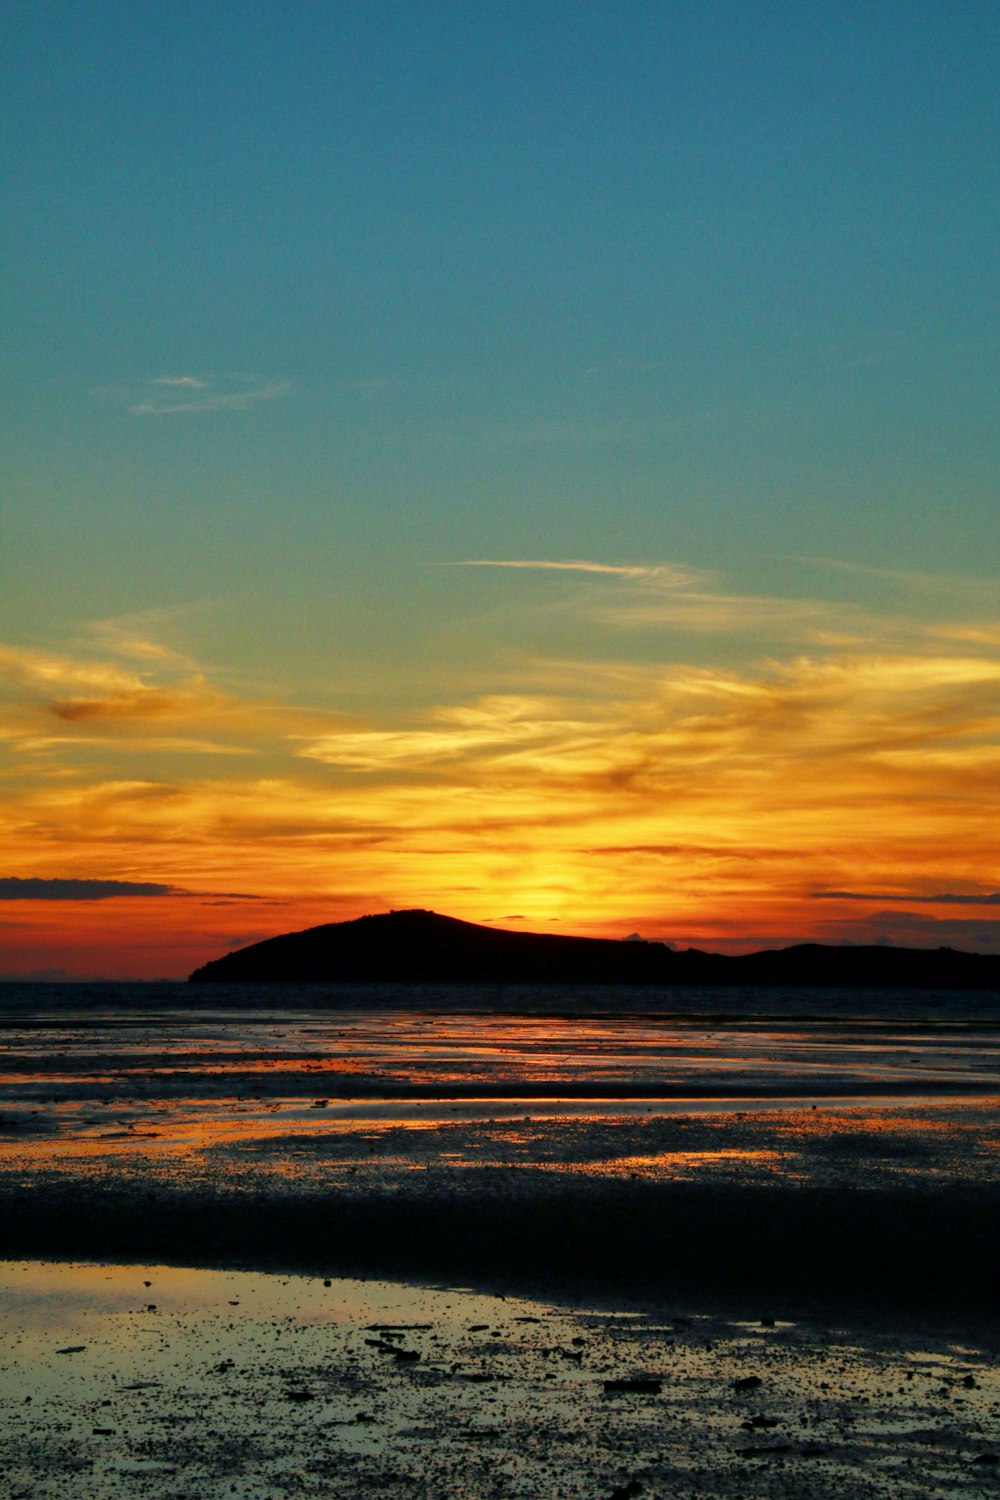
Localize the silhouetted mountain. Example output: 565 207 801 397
189 909 1000 990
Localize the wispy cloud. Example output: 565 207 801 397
0 642 239 725
131 379 291 416
0 636 338 755
452 558 704 584
296 694 584 771
450 556 888 642
797 556 1000 604
0 876 264 902
90 374 292 417
84 614 198 668
454 555 1000 658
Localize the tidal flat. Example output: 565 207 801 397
1 993 999 1495
3 1259 1000 1500
2 1001 999 1304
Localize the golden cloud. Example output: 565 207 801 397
1 575 999 970
0 640 340 751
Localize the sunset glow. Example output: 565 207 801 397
3 5 998 976
2 568 998 975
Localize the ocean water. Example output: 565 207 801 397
1 981 1000 1108
3 977 1000 1020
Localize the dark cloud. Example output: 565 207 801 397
823 910 1000 955
201 897 267 905
0 878 268 903
0 967 77 982
817 890 1000 906
0 877 181 900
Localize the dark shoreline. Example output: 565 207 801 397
7 1175 999 1325
4 979 1000 1025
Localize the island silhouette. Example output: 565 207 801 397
189 908 1000 990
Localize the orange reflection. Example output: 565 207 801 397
557 1149 786 1177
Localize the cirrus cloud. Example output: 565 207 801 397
90 374 292 417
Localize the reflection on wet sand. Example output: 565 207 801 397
3 1088 999 1194
2 1006 999 1192
2 1259 999 1500
2 1004 999 1319
3 1011 1000 1104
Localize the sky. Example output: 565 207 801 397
2 1 999 978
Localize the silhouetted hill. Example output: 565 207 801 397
188 909 1000 990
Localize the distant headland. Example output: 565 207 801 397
189 909 1000 991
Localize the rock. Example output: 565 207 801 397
603 1378 661 1394
732 1375 763 1391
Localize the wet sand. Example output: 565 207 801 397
3 1259 1000 1500
2 1005 999 1313
3 1000 999 1494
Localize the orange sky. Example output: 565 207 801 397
2 562 999 977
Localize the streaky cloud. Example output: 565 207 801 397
0 877 263 901
0 877 180 900
451 559 703 585
90 374 291 417
131 379 291 416
795 555 1000 601
817 890 1000 906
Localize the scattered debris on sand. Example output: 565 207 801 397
2 1260 998 1500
